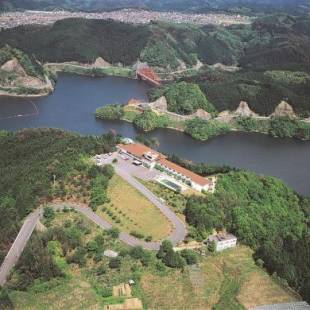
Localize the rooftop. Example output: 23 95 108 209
158 157 211 187
118 143 163 160
208 233 237 243
118 143 211 187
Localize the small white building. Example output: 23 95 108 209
103 249 119 258
206 233 237 252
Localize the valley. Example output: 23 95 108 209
0 3 310 309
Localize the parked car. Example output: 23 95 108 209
133 160 142 166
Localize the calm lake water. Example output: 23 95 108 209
0 73 309 196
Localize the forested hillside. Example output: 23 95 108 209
0 15 309 114
0 129 309 305
0 129 118 265
0 19 150 65
182 168 310 302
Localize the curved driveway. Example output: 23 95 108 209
0 168 187 286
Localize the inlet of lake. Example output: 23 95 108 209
0 73 309 196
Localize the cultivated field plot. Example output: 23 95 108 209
140 246 299 310
97 175 173 241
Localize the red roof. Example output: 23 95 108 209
118 143 163 159
118 143 210 187
158 158 210 186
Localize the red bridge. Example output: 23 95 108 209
136 64 161 87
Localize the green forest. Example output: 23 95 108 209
0 129 118 265
184 170 310 302
1 15 310 115
0 129 309 304
149 81 216 115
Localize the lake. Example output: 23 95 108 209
0 73 309 196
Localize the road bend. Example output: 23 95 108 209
0 169 187 286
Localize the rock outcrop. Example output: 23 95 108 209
192 108 211 120
149 96 167 111
271 101 297 119
93 57 111 68
215 110 235 123
1 57 27 76
235 101 258 118
0 57 53 96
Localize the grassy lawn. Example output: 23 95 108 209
140 246 299 310
122 106 141 122
140 180 187 214
48 63 134 78
97 174 172 241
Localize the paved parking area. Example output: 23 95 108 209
95 152 159 181
116 157 159 181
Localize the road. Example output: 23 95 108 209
115 166 187 248
0 165 187 286
0 208 42 286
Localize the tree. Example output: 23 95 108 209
163 249 185 268
157 240 184 268
95 104 124 120
157 240 173 259
0 288 13 310
133 110 165 131
43 206 55 225
208 241 216 253
180 249 197 265
185 118 230 141
108 227 120 239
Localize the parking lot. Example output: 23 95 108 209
94 152 160 181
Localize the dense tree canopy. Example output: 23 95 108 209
149 82 216 115
0 129 118 264
185 170 310 302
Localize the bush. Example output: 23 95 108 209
129 246 151 266
130 231 144 239
43 206 55 225
133 110 169 131
96 264 107 275
100 287 113 298
0 288 14 310
109 257 121 269
185 118 230 141
145 235 152 242
68 247 87 266
269 117 310 139
95 104 124 120
180 249 198 265
86 240 99 253
208 241 216 253
108 227 120 239
163 249 185 268
157 240 184 268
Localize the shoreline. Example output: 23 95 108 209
113 115 310 142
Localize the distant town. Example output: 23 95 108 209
0 9 252 29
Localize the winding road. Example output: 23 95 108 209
0 166 187 286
